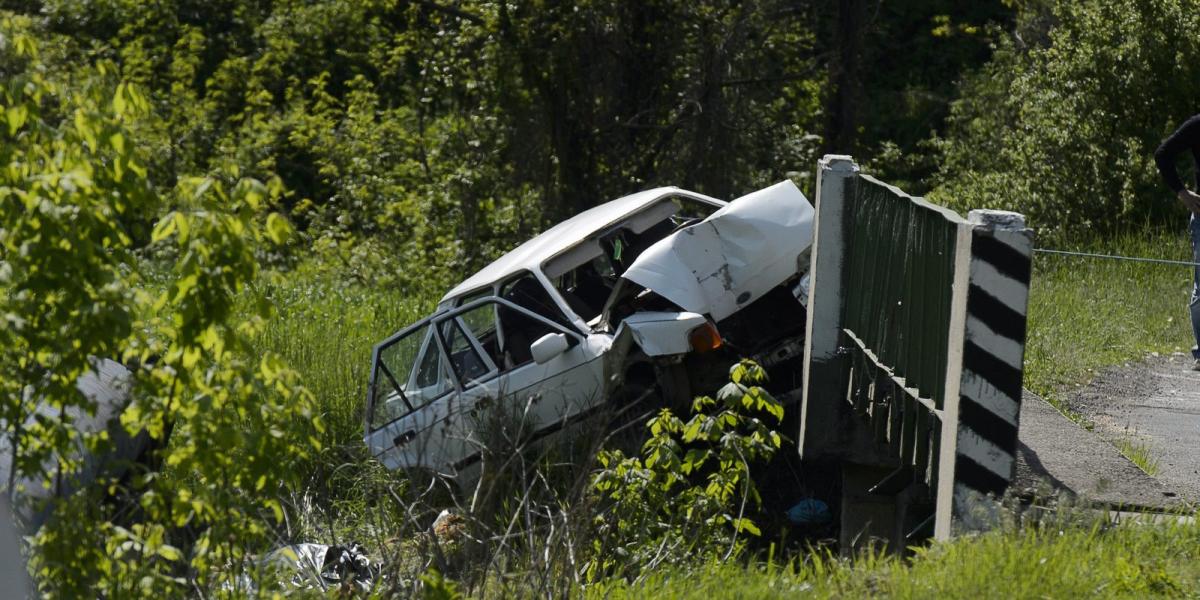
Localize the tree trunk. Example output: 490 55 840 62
825 0 865 156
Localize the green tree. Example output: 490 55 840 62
0 27 320 596
933 0 1200 236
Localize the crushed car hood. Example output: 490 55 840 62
621 180 814 322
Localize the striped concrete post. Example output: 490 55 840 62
934 210 1033 539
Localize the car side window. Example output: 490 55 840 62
414 330 445 389
438 315 495 387
498 274 571 369
437 300 507 386
370 322 453 431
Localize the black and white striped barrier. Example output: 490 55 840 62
935 210 1033 538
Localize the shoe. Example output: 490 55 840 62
1192 359 1200 372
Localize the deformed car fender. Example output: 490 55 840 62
603 312 704 405
613 311 708 358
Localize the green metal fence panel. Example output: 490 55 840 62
842 176 961 407
800 156 1033 546
818 171 1000 521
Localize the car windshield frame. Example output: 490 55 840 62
542 194 724 325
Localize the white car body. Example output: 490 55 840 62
364 181 814 487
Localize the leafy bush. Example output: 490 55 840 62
933 0 1200 238
588 360 785 581
0 32 321 596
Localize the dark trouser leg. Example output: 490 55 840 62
1190 216 1200 359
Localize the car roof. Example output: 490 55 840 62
440 186 723 303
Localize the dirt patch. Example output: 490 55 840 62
1062 353 1200 503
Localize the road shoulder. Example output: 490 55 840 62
1014 388 1184 510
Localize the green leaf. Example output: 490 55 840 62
730 361 747 384
151 212 178 242
112 82 127 116
237 178 268 210
734 518 761 536
173 212 190 244
188 177 213 204
157 544 182 562
6 105 27 135
266 499 284 524
265 212 292 244
682 417 703 442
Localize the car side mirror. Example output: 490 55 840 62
530 332 571 364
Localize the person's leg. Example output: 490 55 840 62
1190 215 1200 362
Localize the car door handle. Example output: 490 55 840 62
393 430 416 447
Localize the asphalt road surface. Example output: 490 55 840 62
1015 388 1184 510
1063 353 1200 503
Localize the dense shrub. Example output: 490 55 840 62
588 360 785 581
932 0 1200 238
0 32 320 596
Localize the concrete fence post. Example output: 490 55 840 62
934 210 1034 539
800 154 859 457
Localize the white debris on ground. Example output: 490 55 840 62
232 542 378 593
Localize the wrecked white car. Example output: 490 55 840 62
365 181 814 485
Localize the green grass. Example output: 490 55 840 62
1117 436 1162 477
1024 228 1194 398
590 519 1200 598
248 264 437 445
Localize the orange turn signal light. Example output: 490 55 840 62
688 322 723 353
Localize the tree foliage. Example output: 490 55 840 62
933 0 1200 237
0 0 1021 278
0 28 320 596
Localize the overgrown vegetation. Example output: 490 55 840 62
225 344 790 596
4 0 1200 595
589 360 784 580
0 36 320 595
592 516 1200 599
1023 230 1192 397
933 0 1200 239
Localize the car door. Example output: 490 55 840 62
433 295 606 472
366 293 607 481
492 274 609 439
366 303 514 473
365 316 463 474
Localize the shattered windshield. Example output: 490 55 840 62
545 195 720 324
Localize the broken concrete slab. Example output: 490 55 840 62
1014 389 1183 510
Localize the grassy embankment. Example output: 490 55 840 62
1024 229 1193 394
593 518 1199 598
243 228 1199 596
